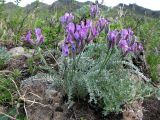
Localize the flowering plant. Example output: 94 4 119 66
55 2 152 115
90 2 100 18
60 13 74 26
22 28 50 70
61 16 109 57
107 29 143 56
24 28 45 46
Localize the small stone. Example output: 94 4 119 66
8 47 25 57
23 49 35 58
20 74 65 120
8 47 35 58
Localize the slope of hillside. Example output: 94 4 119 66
117 3 160 18
3 0 160 18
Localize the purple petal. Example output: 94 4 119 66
98 18 108 31
64 13 70 19
60 13 74 25
36 35 44 45
128 28 134 36
60 16 65 24
86 19 92 28
62 44 69 56
71 43 76 52
107 30 118 42
138 43 143 51
66 22 75 33
119 39 129 53
81 21 85 28
65 33 74 44
25 31 31 42
66 13 74 23
74 31 80 40
90 3 99 17
121 29 129 39
35 28 42 37
79 28 88 40
91 26 99 37
130 42 138 52
76 24 81 31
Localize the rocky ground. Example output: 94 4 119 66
0 45 160 120
19 74 160 120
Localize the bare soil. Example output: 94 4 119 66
143 97 160 120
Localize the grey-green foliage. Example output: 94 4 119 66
33 43 151 114
53 43 153 114
0 47 10 69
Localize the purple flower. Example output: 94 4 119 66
86 20 93 28
25 31 34 45
90 3 100 17
25 31 32 43
79 27 88 40
76 24 81 31
130 42 143 53
137 43 143 52
62 44 69 56
81 21 86 28
35 28 42 37
119 39 129 53
91 26 99 37
108 30 118 43
60 13 74 25
121 29 129 39
107 30 119 49
130 42 138 52
120 28 134 40
74 31 80 40
128 28 134 36
35 28 44 45
66 22 75 33
66 13 74 23
71 43 76 52
60 16 65 24
81 20 92 29
65 33 74 44
98 18 108 31
24 28 44 46
36 34 44 45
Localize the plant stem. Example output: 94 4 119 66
37 47 49 67
97 49 112 76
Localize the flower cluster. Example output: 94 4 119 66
61 14 109 56
60 2 144 57
24 28 44 46
60 13 74 26
90 2 100 18
107 28 143 55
